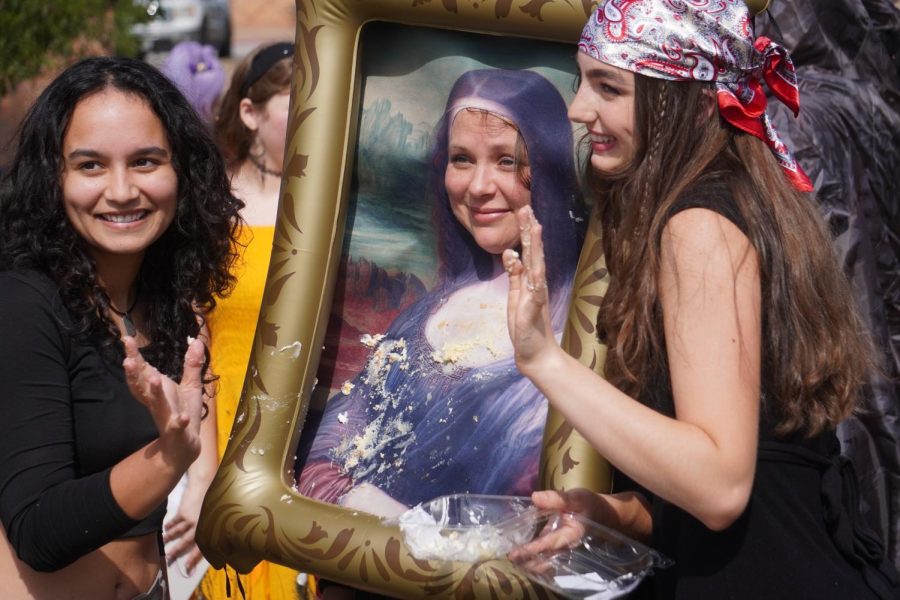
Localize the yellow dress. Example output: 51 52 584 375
196 225 303 600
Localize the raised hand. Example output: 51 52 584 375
504 206 559 375
122 336 205 473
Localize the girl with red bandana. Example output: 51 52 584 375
505 1 899 597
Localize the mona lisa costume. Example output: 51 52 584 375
296 68 584 510
298 276 552 505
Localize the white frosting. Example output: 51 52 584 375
398 505 532 563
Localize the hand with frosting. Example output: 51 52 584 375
504 206 561 377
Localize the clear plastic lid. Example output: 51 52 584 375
391 494 671 599
509 511 672 599
392 494 539 563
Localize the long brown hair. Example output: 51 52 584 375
214 45 292 166
592 74 873 436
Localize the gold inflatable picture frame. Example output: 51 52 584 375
197 0 770 596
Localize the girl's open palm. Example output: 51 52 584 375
122 337 205 472
505 206 559 373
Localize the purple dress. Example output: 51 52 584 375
296 278 553 507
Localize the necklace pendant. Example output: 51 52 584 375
123 313 137 337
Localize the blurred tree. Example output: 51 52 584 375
0 1 150 97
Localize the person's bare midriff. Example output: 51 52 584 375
0 527 160 600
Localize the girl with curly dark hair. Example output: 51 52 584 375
506 1 898 599
0 56 242 599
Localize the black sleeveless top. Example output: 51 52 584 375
624 183 899 599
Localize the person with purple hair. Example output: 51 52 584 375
295 68 584 517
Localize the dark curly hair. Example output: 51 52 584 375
0 56 243 380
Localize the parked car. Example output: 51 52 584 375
132 0 231 57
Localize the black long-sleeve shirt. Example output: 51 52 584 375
0 270 165 571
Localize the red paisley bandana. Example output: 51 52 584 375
579 0 814 192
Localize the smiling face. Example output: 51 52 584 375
444 109 531 256
61 88 178 271
568 52 637 174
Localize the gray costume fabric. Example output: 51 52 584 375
761 0 900 570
